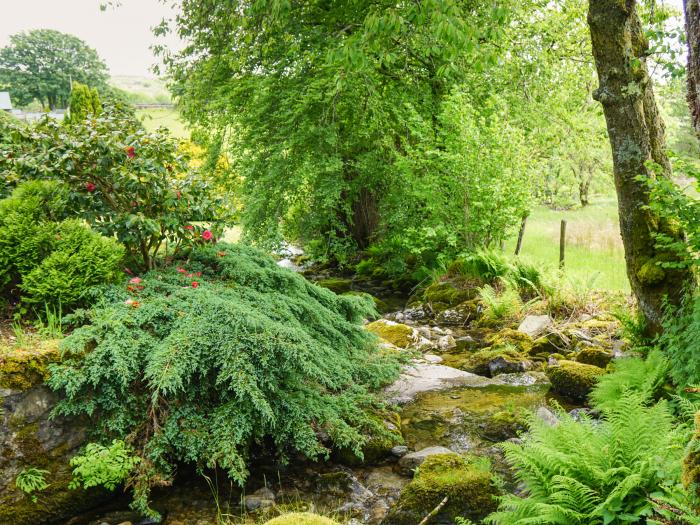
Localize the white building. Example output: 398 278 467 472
0 92 12 112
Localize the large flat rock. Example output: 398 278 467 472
384 362 497 405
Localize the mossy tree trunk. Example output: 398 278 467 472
685 0 700 137
588 0 693 333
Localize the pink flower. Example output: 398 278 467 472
85 182 96 192
202 230 213 241
126 146 136 158
129 277 142 285
177 268 187 274
191 281 199 288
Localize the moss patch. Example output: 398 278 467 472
316 277 353 294
422 281 475 308
636 259 665 285
366 320 414 348
264 513 340 525
383 454 498 525
575 346 612 368
546 360 606 402
485 328 534 354
0 340 60 390
463 346 529 377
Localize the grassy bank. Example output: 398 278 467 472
136 108 189 138
505 197 629 292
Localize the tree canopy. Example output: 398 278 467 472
0 29 109 109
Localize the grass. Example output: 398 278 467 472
504 196 630 292
136 108 189 139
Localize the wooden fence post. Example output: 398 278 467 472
559 219 567 269
514 213 529 255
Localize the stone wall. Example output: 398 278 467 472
0 343 100 525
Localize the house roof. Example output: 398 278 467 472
0 92 12 110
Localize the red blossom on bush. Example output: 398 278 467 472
185 225 194 231
202 230 213 241
191 281 199 288
85 182 96 192
126 146 136 158
129 277 142 284
177 267 187 274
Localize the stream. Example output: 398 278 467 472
61 271 581 525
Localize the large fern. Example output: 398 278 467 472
485 394 689 525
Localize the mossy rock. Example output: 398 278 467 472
334 408 403 465
485 328 534 354
264 513 340 525
422 281 475 308
366 320 414 348
575 346 613 368
463 346 531 377
316 277 354 294
382 454 498 525
528 331 571 356
0 341 60 391
479 408 529 441
342 291 388 315
434 299 481 326
546 360 606 402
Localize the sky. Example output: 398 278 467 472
0 0 183 77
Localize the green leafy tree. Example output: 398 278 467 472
0 29 108 109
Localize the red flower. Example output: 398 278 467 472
185 225 194 231
202 230 213 241
177 267 187 274
129 277 142 285
195 271 202 277
126 146 136 158
191 281 199 288
85 182 96 192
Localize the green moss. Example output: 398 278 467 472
422 281 474 308
480 407 529 441
575 346 612 368
383 454 498 525
264 513 340 525
546 360 607 401
463 346 528 377
485 328 534 354
0 341 60 390
366 320 414 348
636 259 665 285
316 277 354 294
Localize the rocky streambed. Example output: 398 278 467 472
1 272 624 525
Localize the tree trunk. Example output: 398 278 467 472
588 0 692 333
685 0 700 137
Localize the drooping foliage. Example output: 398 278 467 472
48 243 402 516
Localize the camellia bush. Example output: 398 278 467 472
0 101 232 269
48 243 403 517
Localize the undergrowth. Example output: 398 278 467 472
48 243 403 517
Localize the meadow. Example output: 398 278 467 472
505 197 629 292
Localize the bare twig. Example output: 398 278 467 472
418 496 449 525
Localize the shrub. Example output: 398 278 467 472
0 102 232 269
0 181 124 313
65 81 101 124
69 440 140 491
486 394 689 525
48 243 403 517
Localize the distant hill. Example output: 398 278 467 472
109 75 172 105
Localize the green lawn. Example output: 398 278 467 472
504 197 630 292
136 108 189 139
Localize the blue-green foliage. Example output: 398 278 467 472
48 243 402 514
0 180 124 312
